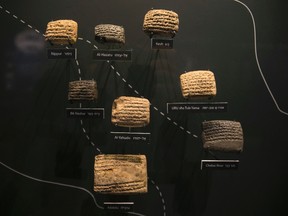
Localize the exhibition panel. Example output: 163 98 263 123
0 0 287 215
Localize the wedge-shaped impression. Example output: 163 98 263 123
68 80 97 102
111 96 150 127
180 70 217 99
45 19 78 45
94 154 148 194
143 9 179 37
95 24 125 44
202 120 244 152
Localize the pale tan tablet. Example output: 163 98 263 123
45 19 78 45
94 154 148 194
143 9 179 37
180 70 217 99
111 96 150 127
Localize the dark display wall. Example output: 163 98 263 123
0 0 288 215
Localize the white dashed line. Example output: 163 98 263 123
1 2 198 139
150 179 166 216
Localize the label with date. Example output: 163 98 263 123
167 102 228 113
104 202 134 212
92 49 132 61
151 38 174 49
110 132 150 144
201 160 239 170
66 108 105 118
47 48 77 59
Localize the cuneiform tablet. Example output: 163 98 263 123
111 96 150 127
202 120 244 152
68 80 97 101
143 9 179 37
95 24 125 44
45 19 78 45
94 154 148 194
180 70 217 99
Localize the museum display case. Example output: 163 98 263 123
0 0 287 215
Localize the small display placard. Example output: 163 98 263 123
92 49 132 61
151 38 174 49
110 132 150 144
47 48 77 59
104 202 134 212
201 160 239 170
66 108 105 119
167 102 228 113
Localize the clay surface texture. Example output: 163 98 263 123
180 70 217 99
202 120 244 152
45 19 78 45
95 24 125 44
68 80 97 101
94 154 148 194
111 96 150 127
143 9 179 37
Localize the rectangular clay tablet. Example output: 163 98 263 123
94 154 148 194
111 96 150 127
202 120 244 152
180 70 217 99
45 19 78 45
68 80 97 101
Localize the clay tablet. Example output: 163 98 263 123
180 70 217 99
94 154 148 194
45 19 78 45
111 96 150 127
95 24 125 44
143 9 179 37
202 120 244 152
68 80 97 101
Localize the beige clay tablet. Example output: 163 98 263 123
111 96 150 127
95 24 125 44
45 19 78 45
94 154 148 194
180 70 217 99
143 9 179 37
